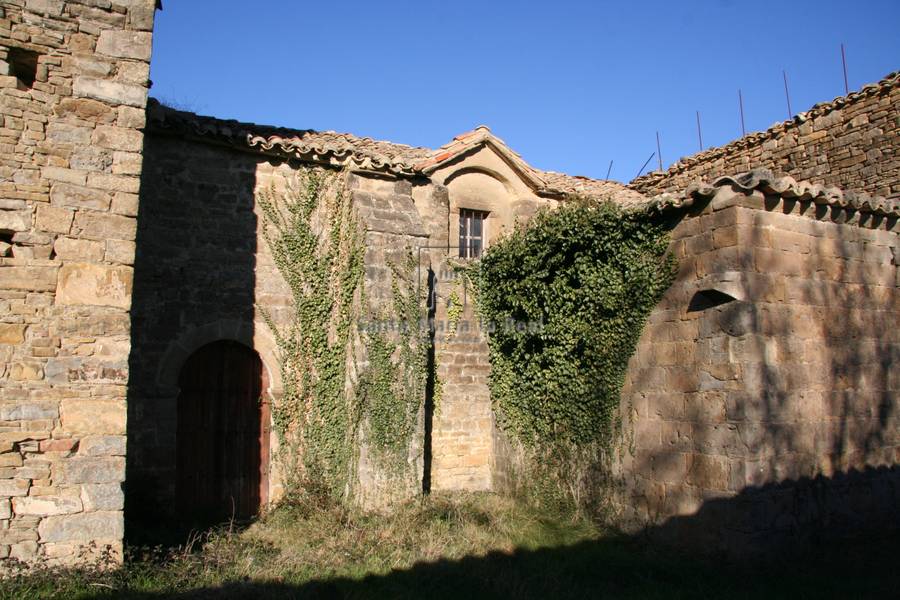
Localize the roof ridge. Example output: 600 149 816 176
630 70 900 191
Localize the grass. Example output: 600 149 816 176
1 492 897 599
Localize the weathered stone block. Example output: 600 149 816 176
73 77 147 108
53 237 106 262
38 511 123 543
96 30 153 61
55 457 125 484
87 173 140 194
128 4 156 31
79 436 125 457
117 106 145 129
25 0 64 16
50 182 111 211
81 483 123 511
71 211 137 241
9 361 43 381
0 401 56 421
9 541 38 561
55 263 133 309
649 452 688 484
92 125 144 152
46 123 93 146
0 323 26 344
13 495 82 516
687 453 729 490
54 98 116 124
35 204 74 234
0 479 30 497
39 438 78 453
105 239 135 265
60 400 126 436
0 209 31 232
0 452 24 469
0 499 9 519
0 265 59 292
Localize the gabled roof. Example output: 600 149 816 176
145 100 644 206
414 126 647 206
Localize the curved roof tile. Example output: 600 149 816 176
146 101 644 206
646 168 900 218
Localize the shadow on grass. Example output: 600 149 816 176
80 534 899 600
59 465 898 600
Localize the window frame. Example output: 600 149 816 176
458 208 488 259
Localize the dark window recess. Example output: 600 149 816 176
8 47 39 89
458 208 487 259
687 289 737 312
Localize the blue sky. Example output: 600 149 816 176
149 0 900 183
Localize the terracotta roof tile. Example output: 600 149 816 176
146 100 645 206
646 168 900 217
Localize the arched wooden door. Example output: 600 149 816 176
176 340 269 526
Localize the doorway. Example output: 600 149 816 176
176 340 269 527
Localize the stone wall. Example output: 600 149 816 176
617 178 900 554
630 72 900 200
130 128 452 519
127 133 284 526
0 0 155 565
430 277 494 492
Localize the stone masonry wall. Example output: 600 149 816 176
430 275 494 492
127 134 283 524
131 130 446 518
0 0 155 565
617 184 899 554
631 72 900 200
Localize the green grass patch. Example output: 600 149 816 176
2 493 897 599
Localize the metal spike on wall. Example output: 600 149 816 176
696 111 703 151
841 43 850 95
783 70 793 119
635 153 655 180
656 131 663 171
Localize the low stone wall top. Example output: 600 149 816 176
631 72 900 201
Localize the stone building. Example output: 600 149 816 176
0 1 898 565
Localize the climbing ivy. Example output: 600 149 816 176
470 199 676 450
357 250 428 467
258 168 365 498
259 168 429 498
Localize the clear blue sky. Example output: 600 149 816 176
149 0 900 183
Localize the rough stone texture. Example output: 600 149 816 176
127 135 281 521
615 185 900 556
630 72 900 200
429 282 495 492
8 2 896 563
0 0 155 567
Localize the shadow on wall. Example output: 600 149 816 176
80 467 899 599
625 195 899 552
739 202 898 481
125 125 265 543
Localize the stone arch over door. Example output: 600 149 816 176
154 319 284 512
